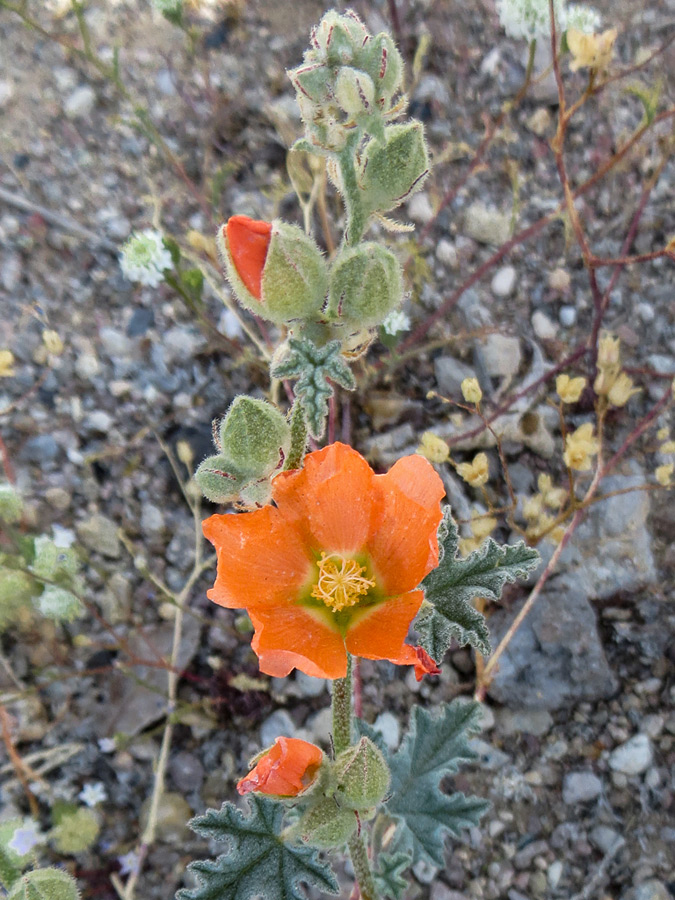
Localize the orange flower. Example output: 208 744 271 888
390 645 441 681
203 442 445 679
237 737 324 797
225 215 272 300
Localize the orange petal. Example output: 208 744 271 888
226 216 272 300
203 507 312 610
273 443 376 555
345 591 424 661
389 645 441 681
237 737 323 797
249 606 348 679
367 455 445 594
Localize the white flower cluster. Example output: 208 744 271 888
496 0 567 40
566 3 602 33
120 229 172 288
381 310 411 336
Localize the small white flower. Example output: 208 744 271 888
382 309 411 336
118 850 141 877
8 820 44 856
79 782 108 807
120 230 172 287
565 4 601 33
496 0 566 40
51 524 76 549
98 737 117 753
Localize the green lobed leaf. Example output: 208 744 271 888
271 338 355 439
385 701 489 865
373 850 412 900
417 509 539 662
7 868 80 900
176 796 339 900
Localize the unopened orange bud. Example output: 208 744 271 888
237 737 323 798
225 216 273 300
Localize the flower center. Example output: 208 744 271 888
311 553 375 613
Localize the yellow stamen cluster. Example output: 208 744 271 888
311 553 375 613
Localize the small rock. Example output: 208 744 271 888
45 487 71 511
468 738 510 770
408 192 434 224
0 79 14 110
21 434 59 464
140 792 191 841
75 352 100 380
480 334 522 380
99 326 133 360
636 302 655 323
99 572 131 624
559 305 577 327
526 107 552 136
84 410 114 434
589 825 624 854
641 714 664 739
76 514 121 558
294 672 326 698
464 203 511 246
549 268 571 293
373 711 400 750
629 881 671 900
260 710 296 747
64 85 97 119
609 733 653 775
141 504 165 535
495 708 553 737
531 310 557 340
2 252 22 292
547 860 563 889
169 751 205 793
304 708 332 746
562 771 603 804
491 266 517 298
436 238 458 268
127 307 155 337
434 355 477 396
413 858 439 885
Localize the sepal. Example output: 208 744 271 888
328 243 403 328
297 798 358 849
334 737 391 811
358 122 429 214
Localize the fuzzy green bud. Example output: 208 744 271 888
335 67 376 118
364 33 404 103
0 483 22 524
359 122 430 214
298 797 358 849
8 869 81 900
218 217 328 325
334 737 391 811
328 243 403 328
309 10 369 67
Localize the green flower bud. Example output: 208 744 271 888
298 797 358 849
0 483 22 524
218 218 328 325
8 869 81 900
194 455 249 504
288 63 331 104
335 66 376 118
364 33 404 103
309 11 368 67
328 243 403 328
334 737 391 811
358 122 430 214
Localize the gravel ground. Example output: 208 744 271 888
0 1 674 899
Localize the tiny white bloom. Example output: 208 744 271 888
120 229 172 287
98 737 117 753
118 850 141 877
496 0 566 40
8 820 44 856
79 782 108 807
35 586 84 623
382 310 411 336
51 524 76 548
565 4 601 33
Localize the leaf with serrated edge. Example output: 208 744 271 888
385 701 489 865
373 851 412 900
418 509 539 662
176 797 339 900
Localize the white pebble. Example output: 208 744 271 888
559 305 577 327
64 85 97 119
609 733 653 775
531 310 557 340
491 265 517 298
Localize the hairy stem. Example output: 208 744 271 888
331 654 353 756
339 134 367 246
284 401 309 471
348 830 380 900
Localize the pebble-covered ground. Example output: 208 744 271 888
0 1 674 899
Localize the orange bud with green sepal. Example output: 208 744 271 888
237 737 324 799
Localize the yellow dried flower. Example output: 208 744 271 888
42 329 64 356
459 536 482 556
556 373 586 404
607 372 640 407
655 464 673 487
665 235 675 254
563 422 599 471
537 473 566 509
660 440 675 454
417 431 450 464
568 27 618 72
176 440 194 467
470 511 497 540
523 494 544 521
0 350 15 377
461 377 483 405
457 452 489 487
657 427 669 441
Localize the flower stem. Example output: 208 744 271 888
338 134 367 246
283 401 308 471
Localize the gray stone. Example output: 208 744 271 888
491 266 517 298
412 858 438 885
562 771 603 804
468 738 510 770
430 885 469 900
260 710 296 747
434 355 477 397
169 751 205 793
77 514 121 558
99 327 133 360
464 203 511 246
64 85 97 119
589 825 624 854
627 881 671 900
21 434 59 464
487 588 617 709
436 239 458 268
480 334 521 380
408 192 434 225
559 305 577 327
495 708 553 737
373 711 400 750
2 252 22 292
294 672 326 698
304 707 332 746
141 503 165 535
609 734 653 775
83 410 114 434
547 861 563 890
531 310 557 340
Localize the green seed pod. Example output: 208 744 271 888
0 483 23 524
364 33 404 103
298 797 358 849
328 243 403 328
8 869 80 900
358 122 430 214
194 455 249 504
334 66 376 118
334 737 391 811
218 397 291 479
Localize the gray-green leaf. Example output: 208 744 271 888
373 850 412 900
176 797 339 900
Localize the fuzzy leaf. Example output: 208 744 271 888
385 701 489 865
417 509 539 662
176 797 339 900
373 851 412 900
271 338 355 439
7 869 80 900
